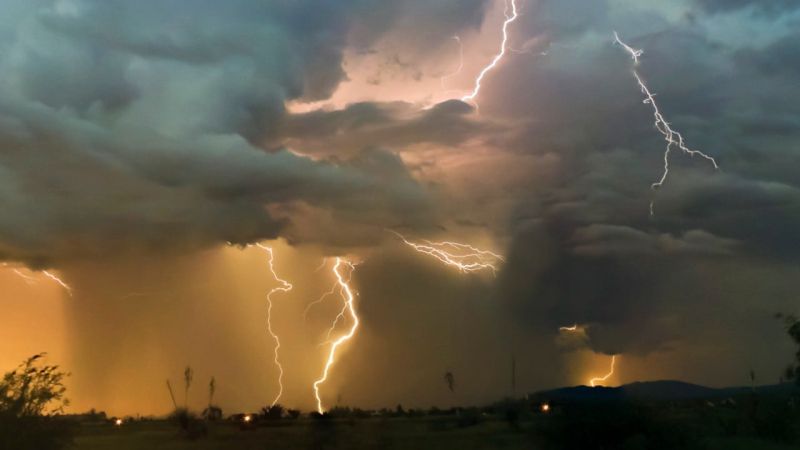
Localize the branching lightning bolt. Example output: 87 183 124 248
388 230 505 275
304 283 339 322
313 258 359 413
614 32 719 215
589 355 617 387
256 244 293 407
460 0 519 108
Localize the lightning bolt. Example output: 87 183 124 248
255 244 293 407
614 32 719 215
559 324 578 331
304 259 356 323
42 271 74 296
4 263 74 295
3 263 38 285
509 47 548 56
460 0 519 108
441 36 465 94
323 264 357 342
388 230 505 275
313 258 359 413
510 42 576 57
589 354 617 387
304 283 338 322
314 258 329 273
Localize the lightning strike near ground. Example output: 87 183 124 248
256 244 293 407
459 0 519 108
388 230 505 275
313 258 359 413
589 355 618 387
614 32 719 215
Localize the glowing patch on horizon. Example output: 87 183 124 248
589 355 617 387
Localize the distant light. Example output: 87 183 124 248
541 404 550 412
244 415 251 422
115 419 122 426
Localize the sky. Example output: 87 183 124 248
1 0 800 416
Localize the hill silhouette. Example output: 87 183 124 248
529 380 800 404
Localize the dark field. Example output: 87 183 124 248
72 400 800 450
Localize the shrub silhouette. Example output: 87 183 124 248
168 407 207 440
260 404 284 420
0 353 75 450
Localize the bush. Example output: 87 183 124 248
752 398 799 443
168 408 207 440
260 404 284 420
0 354 75 450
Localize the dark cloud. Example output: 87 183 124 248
0 0 500 267
735 31 800 77
273 100 500 157
693 0 800 17
461 3 800 360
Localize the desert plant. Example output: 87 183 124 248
166 379 178 409
208 377 216 406
184 365 193 407
444 370 455 393
202 405 223 421
168 407 207 440
202 377 221 421
287 408 302 419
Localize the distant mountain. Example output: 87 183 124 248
529 380 800 404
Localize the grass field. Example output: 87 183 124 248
72 416 798 450
75 418 527 450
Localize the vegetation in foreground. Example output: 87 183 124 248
4 316 800 449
